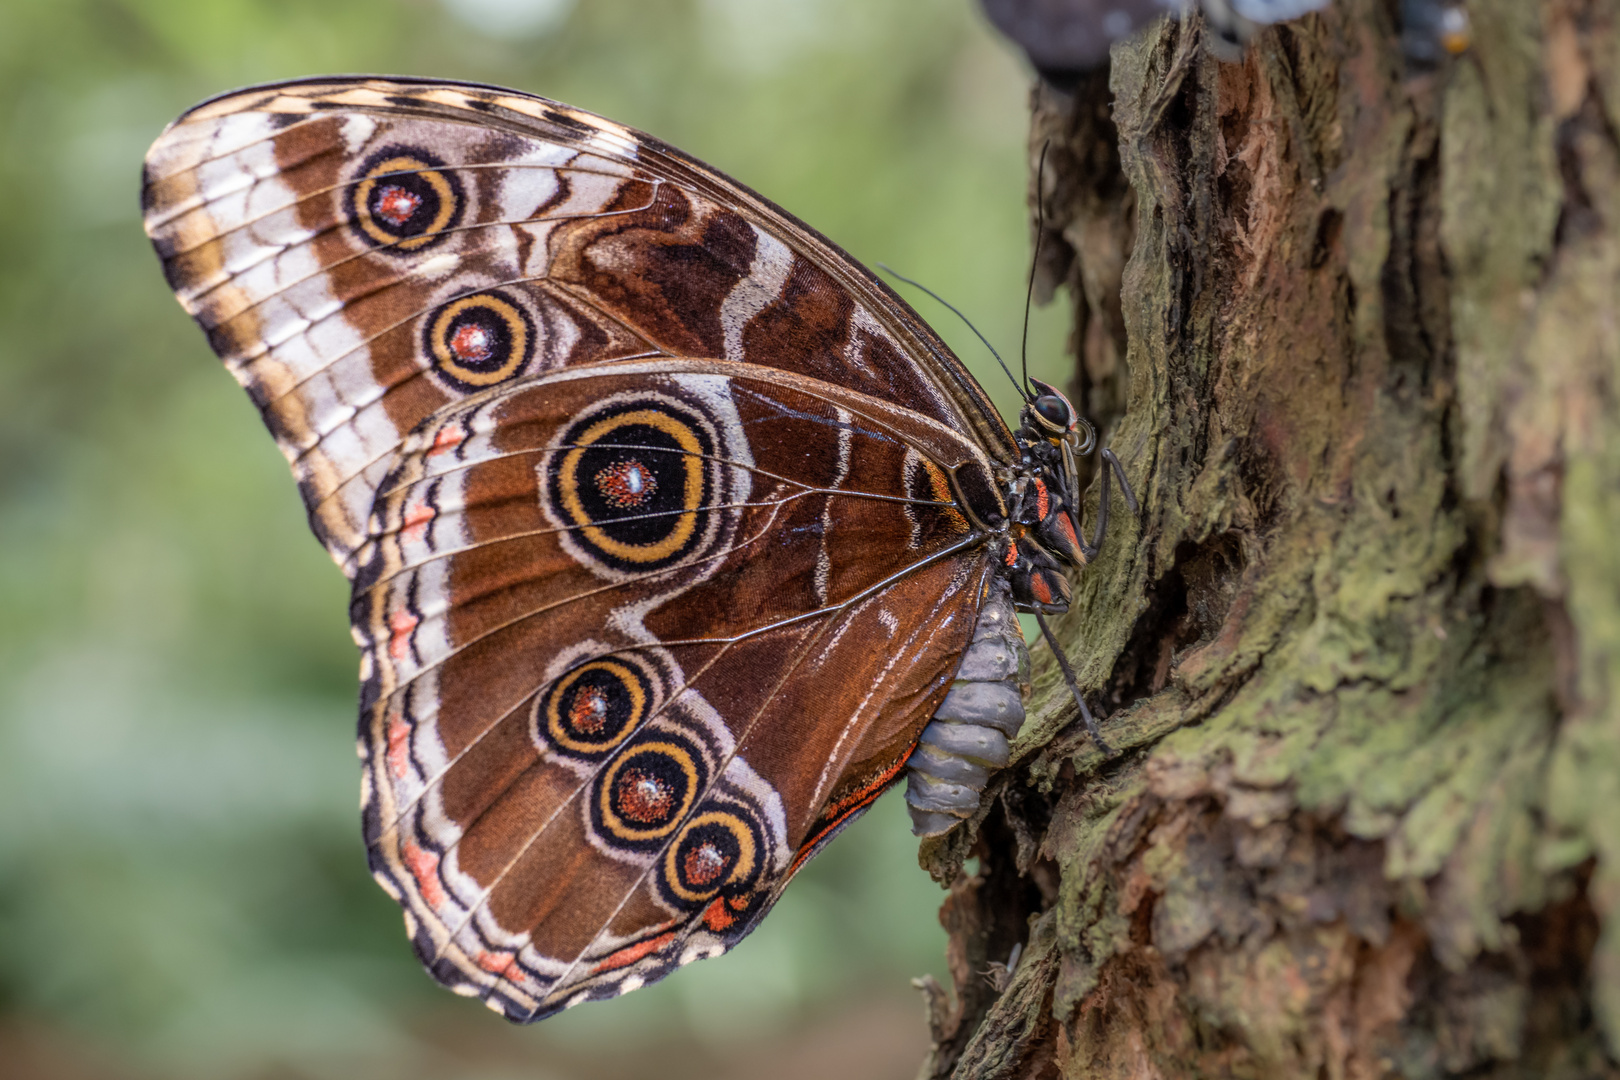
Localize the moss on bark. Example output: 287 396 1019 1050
918 2 1620 1076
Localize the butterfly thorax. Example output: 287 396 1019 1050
905 382 1108 837
998 379 1096 615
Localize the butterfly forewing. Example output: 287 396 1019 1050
354 360 993 1018
142 77 1016 576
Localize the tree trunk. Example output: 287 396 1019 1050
916 2 1620 1076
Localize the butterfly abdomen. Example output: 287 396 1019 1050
905 582 1030 837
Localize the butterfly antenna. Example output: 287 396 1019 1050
878 264 1031 404
1021 142 1051 401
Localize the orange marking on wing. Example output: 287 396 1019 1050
376 185 422 226
1004 543 1019 568
475 949 515 974
702 898 737 932
427 422 465 456
1034 478 1050 520
923 461 971 535
592 931 677 974
401 496 435 544
788 743 915 880
403 839 446 910
386 709 411 779
389 607 419 661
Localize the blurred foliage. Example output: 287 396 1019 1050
0 0 1063 1075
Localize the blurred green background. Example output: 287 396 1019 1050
0 0 1068 1076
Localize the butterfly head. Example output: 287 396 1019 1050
1025 378 1074 435
1024 378 1097 457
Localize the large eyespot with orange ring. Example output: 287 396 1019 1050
423 290 535 391
592 736 707 850
346 145 465 253
535 655 656 761
658 808 762 912
544 400 717 574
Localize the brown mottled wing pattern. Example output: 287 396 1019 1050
141 76 1016 576
142 76 1019 1021
355 361 994 1020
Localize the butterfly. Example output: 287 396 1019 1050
140 76 1135 1023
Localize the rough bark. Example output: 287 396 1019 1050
917 2 1620 1076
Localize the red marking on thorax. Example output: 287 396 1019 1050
593 931 677 973
375 185 422 226
389 607 419 661
1031 574 1053 606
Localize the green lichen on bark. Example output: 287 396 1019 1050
918 2 1620 1076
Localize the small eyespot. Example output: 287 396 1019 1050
424 291 534 391
538 656 650 758
348 145 465 253
595 739 703 845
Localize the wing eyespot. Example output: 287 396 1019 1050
660 809 762 908
594 738 705 847
347 145 466 253
423 290 536 391
542 399 721 573
536 656 652 759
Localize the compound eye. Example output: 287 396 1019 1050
1033 394 1073 431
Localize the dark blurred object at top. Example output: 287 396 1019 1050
980 0 1468 84
978 0 1179 82
978 0 1331 81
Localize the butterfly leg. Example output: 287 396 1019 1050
1078 448 1139 561
1077 455 1111 562
1036 610 1116 758
1104 448 1140 515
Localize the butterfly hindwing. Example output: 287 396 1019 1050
353 359 997 1019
